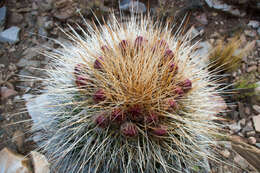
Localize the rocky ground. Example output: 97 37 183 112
0 0 260 172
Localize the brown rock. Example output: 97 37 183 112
12 130 25 152
0 148 32 173
245 107 250 115
220 149 230 158
247 65 257 73
30 151 50 173
253 115 260 132
253 105 260 114
248 137 257 145
0 87 18 100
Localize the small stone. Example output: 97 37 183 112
43 20 54 30
0 87 18 100
0 6 7 31
248 136 256 145
246 131 255 137
252 105 260 113
258 28 260 36
12 130 24 152
38 27 48 37
195 13 208 25
53 6 76 20
30 151 50 173
9 12 23 25
247 65 257 72
119 1 146 14
248 20 260 28
0 26 21 44
256 143 260 148
256 40 260 47
252 115 260 132
238 102 245 118
0 148 31 173
220 149 230 158
239 118 246 126
245 30 257 37
229 122 241 133
245 107 250 115
234 154 249 169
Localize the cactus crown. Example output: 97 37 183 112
34 14 226 173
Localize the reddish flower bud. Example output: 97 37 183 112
152 125 167 136
94 57 104 70
164 49 174 60
120 122 138 137
168 99 177 109
128 105 143 122
93 89 106 103
180 79 192 92
110 108 125 123
101 45 109 52
95 113 109 128
174 87 184 97
75 76 88 87
134 36 145 49
119 40 129 53
169 63 178 73
145 112 159 124
158 40 169 49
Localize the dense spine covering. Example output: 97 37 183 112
31 14 226 173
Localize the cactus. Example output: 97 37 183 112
30 14 227 173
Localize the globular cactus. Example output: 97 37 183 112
31 14 226 173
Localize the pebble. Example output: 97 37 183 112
245 30 257 37
0 148 31 173
238 102 245 118
248 136 256 145
0 87 18 100
12 130 24 152
239 118 246 126
246 131 256 136
229 122 241 133
253 105 260 113
0 26 21 44
248 20 260 28
258 28 260 36
247 65 257 72
0 6 6 31
195 13 208 25
252 115 260 133
119 0 146 14
245 107 250 115
9 12 23 25
44 20 54 30
220 149 230 158
38 27 48 37
256 143 260 148
30 151 50 173
205 0 246 17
